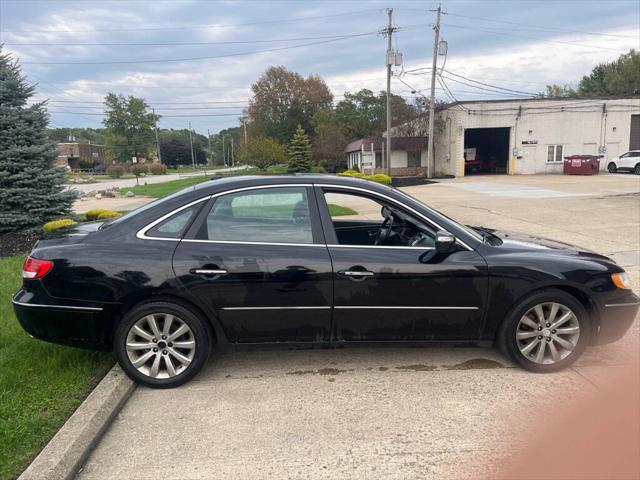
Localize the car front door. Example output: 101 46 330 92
315 186 488 342
172 185 333 343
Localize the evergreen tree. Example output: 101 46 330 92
0 48 76 233
287 125 313 173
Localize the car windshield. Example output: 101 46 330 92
393 188 484 242
99 186 198 229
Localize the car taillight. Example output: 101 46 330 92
23 257 54 279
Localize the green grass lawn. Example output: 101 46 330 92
0 255 114 480
119 176 210 198
327 204 357 216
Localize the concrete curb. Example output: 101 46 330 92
18 364 136 480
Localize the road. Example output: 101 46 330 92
77 173 640 480
66 165 249 194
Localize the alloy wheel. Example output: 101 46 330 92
516 302 580 365
608 163 617 173
125 313 196 379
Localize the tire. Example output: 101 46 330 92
607 162 617 174
115 301 211 388
635 164 640 175
497 289 590 373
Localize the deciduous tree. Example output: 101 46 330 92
0 48 76 232
103 93 160 162
237 136 287 170
248 66 333 143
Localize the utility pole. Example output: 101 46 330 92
221 135 226 166
385 8 394 177
230 136 235 166
426 4 442 179
207 128 212 166
153 108 161 164
188 121 195 169
242 117 248 144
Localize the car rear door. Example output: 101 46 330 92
315 185 488 342
172 185 333 343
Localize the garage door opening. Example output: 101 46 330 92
464 127 510 175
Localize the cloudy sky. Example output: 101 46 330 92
1 0 638 134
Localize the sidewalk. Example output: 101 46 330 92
66 165 248 194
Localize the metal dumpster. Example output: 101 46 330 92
563 155 602 175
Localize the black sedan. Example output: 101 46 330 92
13 175 638 387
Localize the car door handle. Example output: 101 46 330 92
343 270 374 276
191 268 228 276
338 270 374 279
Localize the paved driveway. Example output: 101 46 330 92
77 174 640 480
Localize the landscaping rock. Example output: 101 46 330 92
125 191 135 197
95 194 102 200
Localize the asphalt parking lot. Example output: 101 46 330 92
77 174 640 480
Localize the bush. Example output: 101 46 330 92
338 170 392 185
351 164 360 173
43 218 77 233
85 209 109 221
106 165 125 178
96 210 121 220
149 163 167 175
131 164 149 176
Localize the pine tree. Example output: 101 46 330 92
287 125 313 173
0 48 76 233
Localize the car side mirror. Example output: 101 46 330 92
435 230 456 253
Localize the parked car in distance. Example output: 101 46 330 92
607 150 640 174
13 175 639 388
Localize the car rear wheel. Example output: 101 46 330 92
607 162 617 173
498 290 590 373
115 301 211 388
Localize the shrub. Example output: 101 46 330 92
338 171 392 185
131 164 149 176
149 163 167 175
106 165 125 178
85 209 109 221
43 218 77 233
96 210 122 220
351 164 360 173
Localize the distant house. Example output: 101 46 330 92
344 136 429 176
57 142 107 170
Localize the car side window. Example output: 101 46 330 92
146 204 200 239
200 187 313 244
322 190 436 247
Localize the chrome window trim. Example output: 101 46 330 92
327 244 435 251
181 239 326 247
137 196 212 241
12 298 103 312
221 306 331 311
316 183 473 251
334 306 479 310
137 184 316 243
604 302 640 307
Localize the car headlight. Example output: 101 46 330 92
611 272 632 289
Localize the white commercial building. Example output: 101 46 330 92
432 97 640 176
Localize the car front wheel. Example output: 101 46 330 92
498 290 590 373
115 301 211 388
635 164 640 175
607 162 617 173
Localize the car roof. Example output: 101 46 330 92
191 174 394 195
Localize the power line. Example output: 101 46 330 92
4 8 381 33
6 32 382 47
443 70 538 96
48 111 244 118
21 31 380 65
444 12 635 39
441 23 627 52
